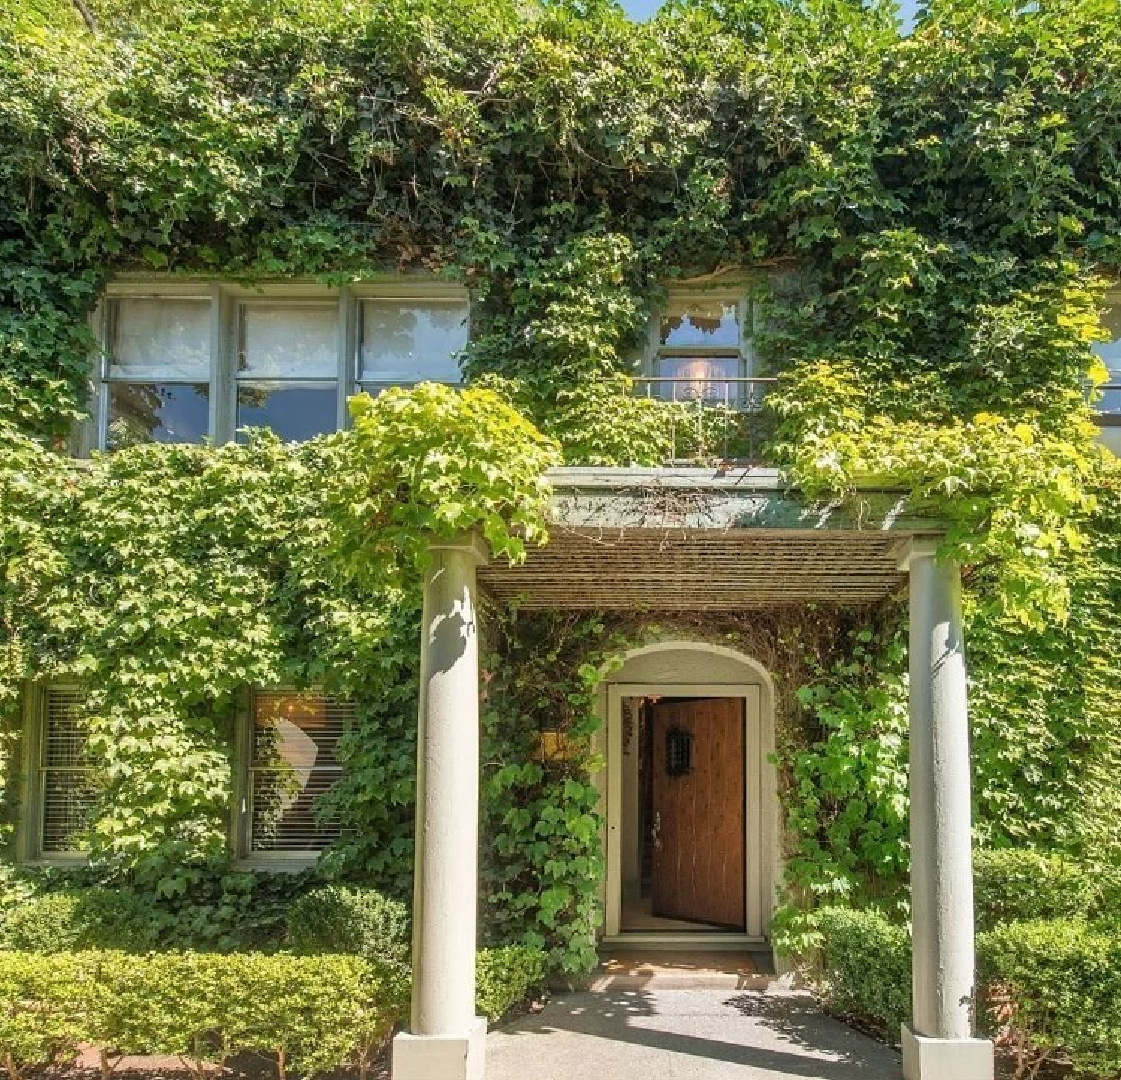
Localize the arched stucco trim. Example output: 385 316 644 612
592 638 780 947
601 639 777 696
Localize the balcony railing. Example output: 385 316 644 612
631 376 778 465
621 378 1121 466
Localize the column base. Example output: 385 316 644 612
901 1025 994 1080
392 1017 487 1080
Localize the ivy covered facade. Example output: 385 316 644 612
2 1 1121 1078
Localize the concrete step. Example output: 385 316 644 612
591 949 777 991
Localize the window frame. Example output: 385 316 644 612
84 278 470 454
643 286 758 405
231 686 352 870
1095 287 1121 428
17 685 94 866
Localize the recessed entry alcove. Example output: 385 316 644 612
594 641 778 947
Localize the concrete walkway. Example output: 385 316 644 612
486 987 902 1080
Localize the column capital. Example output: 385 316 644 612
427 531 490 566
897 535 943 572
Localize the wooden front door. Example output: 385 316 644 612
650 697 746 929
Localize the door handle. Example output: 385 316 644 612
651 810 661 851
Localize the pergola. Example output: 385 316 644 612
391 468 994 1080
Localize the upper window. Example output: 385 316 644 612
647 292 755 406
93 283 469 451
237 689 353 863
104 297 212 449
1093 292 1121 424
21 687 96 862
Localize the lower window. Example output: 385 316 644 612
24 687 97 861
243 690 352 858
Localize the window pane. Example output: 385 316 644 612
252 692 349 767
1093 301 1121 414
660 300 740 348
107 383 209 449
239 303 338 379
654 356 741 402
249 693 351 853
250 769 343 852
359 300 467 384
41 688 95 855
236 383 337 441
42 771 98 854
109 298 211 380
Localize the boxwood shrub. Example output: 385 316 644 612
286 885 544 1021
812 898 1121 1078
285 885 410 966
0 890 162 953
978 919 1121 1079
815 906 912 1042
475 945 547 1022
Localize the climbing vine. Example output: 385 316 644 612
1 0 1120 963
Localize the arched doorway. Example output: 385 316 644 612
595 641 778 946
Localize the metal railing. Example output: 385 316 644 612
631 376 779 465
622 377 1121 464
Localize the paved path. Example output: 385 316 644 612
486 987 902 1080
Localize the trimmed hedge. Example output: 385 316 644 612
815 907 911 1042
979 919 1121 1079
0 952 83 1080
973 850 1101 931
0 950 407 1080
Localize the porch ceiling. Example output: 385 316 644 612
478 468 946 611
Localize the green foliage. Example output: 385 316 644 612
814 906 912 1043
338 383 561 583
0 889 160 952
475 945 547 1022
973 850 1102 932
968 462 1121 862
783 622 910 908
0 952 83 1080
479 613 616 975
0 893 87 953
979 919 1121 1079
0 949 407 1080
1 0 1121 980
772 358 1102 626
286 885 410 966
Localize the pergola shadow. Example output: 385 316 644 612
489 988 901 1080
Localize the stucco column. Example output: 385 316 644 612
392 533 489 1080
900 539 993 1080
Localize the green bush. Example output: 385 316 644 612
475 946 546 1022
979 919 1121 1079
816 907 911 1042
0 952 83 1080
0 890 162 952
284 888 546 1021
0 893 86 952
286 885 410 966
0 950 408 1080
973 850 1100 931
